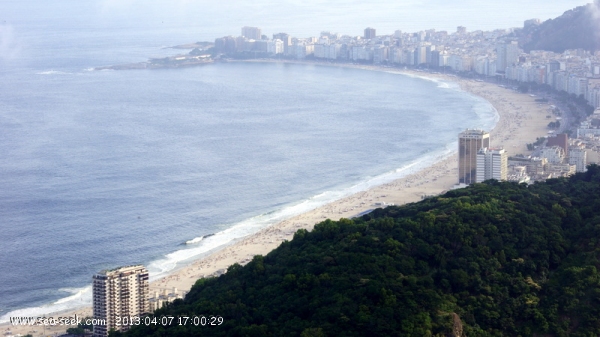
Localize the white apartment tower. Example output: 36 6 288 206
569 148 587 172
496 41 519 73
476 148 508 183
540 146 565 164
93 265 149 337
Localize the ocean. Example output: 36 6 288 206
0 0 516 322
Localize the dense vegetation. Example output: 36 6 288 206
117 165 600 336
517 2 600 53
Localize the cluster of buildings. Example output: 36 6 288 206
88 20 600 335
502 49 600 110
214 22 600 110
515 102 600 181
92 265 184 337
508 132 591 183
458 128 593 186
214 24 600 184
458 129 507 185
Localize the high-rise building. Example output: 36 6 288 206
496 41 519 74
546 133 569 158
241 26 262 40
93 265 149 337
430 50 441 67
476 148 507 182
425 45 436 65
456 26 467 34
540 146 565 164
214 36 237 54
569 147 587 172
414 43 428 65
273 33 292 54
459 129 490 185
364 27 376 40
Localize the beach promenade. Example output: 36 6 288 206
2 64 553 337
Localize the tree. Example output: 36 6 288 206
67 327 85 336
119 168 600 336
518 83 529 93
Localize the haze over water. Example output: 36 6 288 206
0 0 585 323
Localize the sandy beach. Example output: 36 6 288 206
2 63 555 337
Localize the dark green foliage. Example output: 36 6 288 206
121 165 600 337
518 84 529 93
548 121 560 129
66 327 85 336
518 2 600 53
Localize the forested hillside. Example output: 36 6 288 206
117 165 600 337
518 2 600 52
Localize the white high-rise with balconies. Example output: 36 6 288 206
93 265 149 337
569 147 587 172
476 148 507 183
496 40 519 74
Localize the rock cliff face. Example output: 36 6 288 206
451 313 463 337
517 1 600 53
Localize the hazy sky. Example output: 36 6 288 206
92 0 590 38
0 0 593 45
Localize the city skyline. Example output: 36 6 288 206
0 4 600 334
2 1 591 45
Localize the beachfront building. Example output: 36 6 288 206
267 39 284 55
459 129 490 185
540 146 565 164
476 148 508 183
241 26 262 40
547 134 569 158
496 40 519 74
148 287 186 312
364 27 376 40
93 265 149 337
569 147 587 172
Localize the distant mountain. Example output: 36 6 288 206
517 1 600 53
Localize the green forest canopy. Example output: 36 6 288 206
116 165 600 337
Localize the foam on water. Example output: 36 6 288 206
184 236 205 245
139 87 502 285
0 60 500 324
0 287 91 324
145 140 462 282
36 70 73 75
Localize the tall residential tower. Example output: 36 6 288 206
93 265 149 337
496 40 519 74
364 27 376 39
476 148 508 182
241 26 262 40
459 129 490 185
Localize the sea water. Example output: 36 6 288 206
0 0 499 322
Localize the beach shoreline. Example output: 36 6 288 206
1 60 553 336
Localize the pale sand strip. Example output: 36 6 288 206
2 65 553 337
